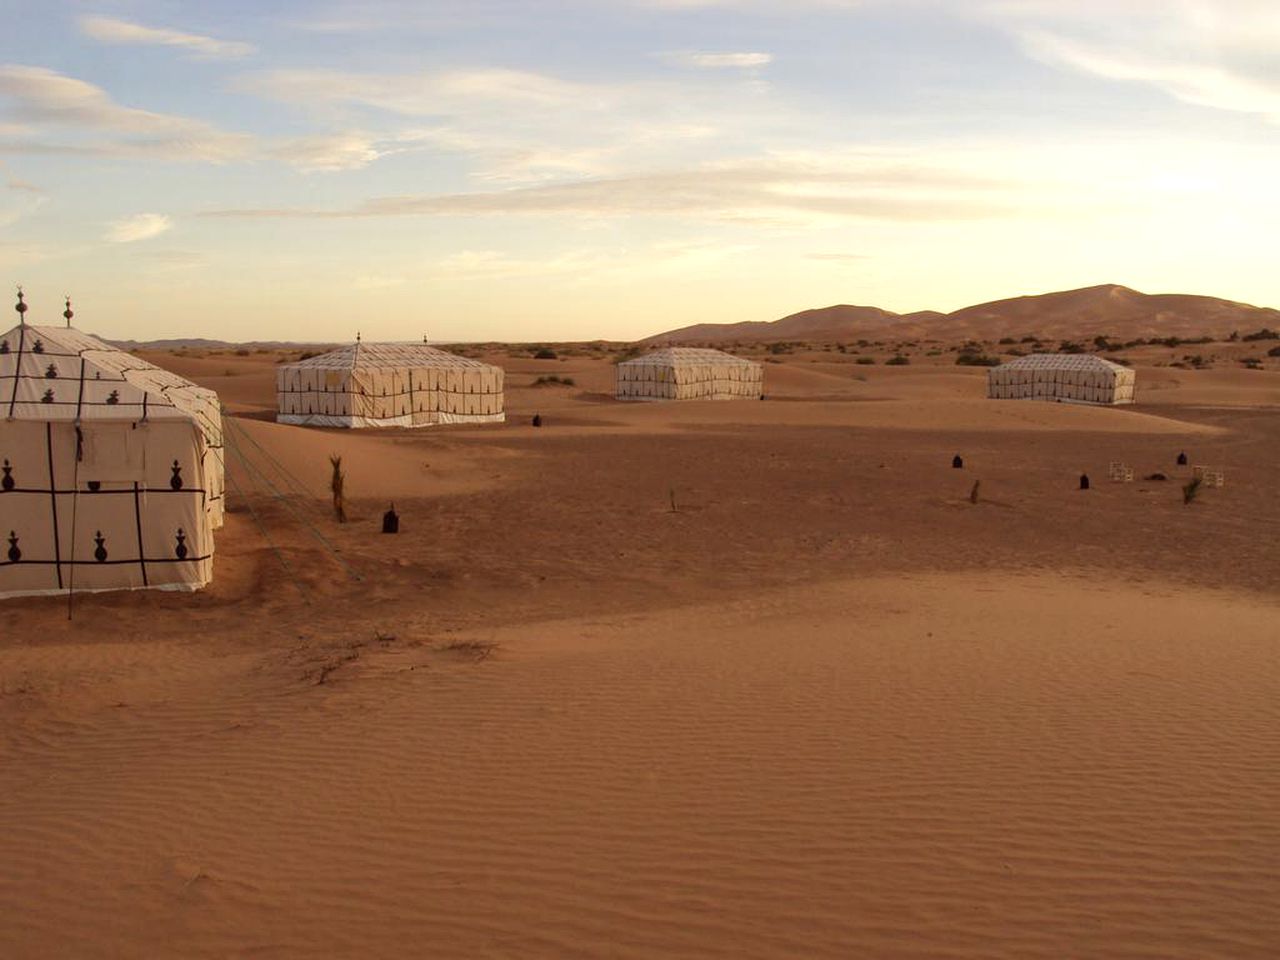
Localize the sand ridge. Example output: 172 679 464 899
2 347 1278 958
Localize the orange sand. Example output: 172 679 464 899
2 349 1277 958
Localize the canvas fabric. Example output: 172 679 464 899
277 343 505 427
1 324 224 599
616 348 763 401
987 354 1136 405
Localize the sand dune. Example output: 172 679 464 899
2 345 1277 958
2 575 1277 958
651 283 1280 344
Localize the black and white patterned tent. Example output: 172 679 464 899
0 299 224 598
987 353 1137 405
276 341 505 428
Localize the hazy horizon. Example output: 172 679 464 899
4 1 1280 342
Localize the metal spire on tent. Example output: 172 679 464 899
15 287 27 326
63 296 73 328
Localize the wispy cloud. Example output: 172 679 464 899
665 51 774 68
201 157 1016 225
271 132 389 172
79 16 255 59
982 1 1280 123
106 213 172 243
0 65 252 161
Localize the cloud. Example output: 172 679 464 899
201 157 1016 226
106 213 172 243
983 0 1280 123
0 65 252 161
272 133 388 172
236 67 594 115
79 16 255 59
665 51 774 68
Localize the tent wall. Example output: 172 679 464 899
986 357 1135 406
1 419 215 598
616 357 763 401
276 362 505 427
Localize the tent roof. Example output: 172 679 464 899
995 353 1128 372
620 347 757 367
280 342 496 371
1 323 219 429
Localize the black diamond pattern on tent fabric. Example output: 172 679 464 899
175 529 188 560
45 363 58 379
93 532 108 562
6 532 19 563
32 339 44 354
170 461 183 490
1 459 13 491
41 388 54 403
87 481 100 492
107 390 119 405
0 340 9 354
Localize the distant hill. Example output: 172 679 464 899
646 284 1280 344
112 338 336 351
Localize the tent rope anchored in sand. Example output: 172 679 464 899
987 353 1136 405
276 339 505 428
616 347 763 401
0 292 225 600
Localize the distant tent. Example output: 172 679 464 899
276 341 505 428
616 348 763 401
0 300 225 599
987 354 1136 405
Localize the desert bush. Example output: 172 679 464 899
534 348 557 360
1182 476 1202 505
885 355 910 366
955 354 1000 366
998 337 1016 345
856 356 876 365
1268 346 1280 357
1241 357 1263 369
235 348 250 356
533 375 575 386
1241 328 1278 341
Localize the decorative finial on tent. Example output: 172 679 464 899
15 287 27 325
63 296 73 328
356 331 361 343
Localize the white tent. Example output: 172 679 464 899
276 341 505 428
987 353 1136 405
616 347 763 401
1 302 225 599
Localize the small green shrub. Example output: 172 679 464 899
856 356 876 365
885 355 910 366
534 348 557 360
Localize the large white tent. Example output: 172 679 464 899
987 353 1136 405
1 298 225 599
616 347 763 401
277 341 505 428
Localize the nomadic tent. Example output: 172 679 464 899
0 297 225 599
616 347 763 401
987 353 1136 405
276 341 505 427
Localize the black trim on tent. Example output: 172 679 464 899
44 422 63 589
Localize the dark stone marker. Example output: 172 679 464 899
382 504 400 534
532 413 542 427
1176 451 1188 465
952 455 963 469
1079 473 1090 491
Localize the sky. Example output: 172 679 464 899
2 0 1279 342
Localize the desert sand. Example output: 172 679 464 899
2 345 1278 958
